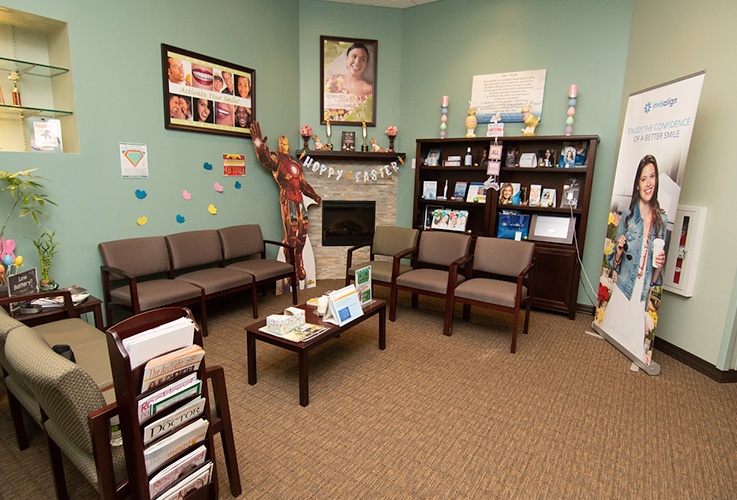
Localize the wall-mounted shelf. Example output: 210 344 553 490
0 103 73 118
0 56 69 77
300 150 406 162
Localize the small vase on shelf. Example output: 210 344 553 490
300 125 312 151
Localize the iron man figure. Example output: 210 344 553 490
251 121 321 281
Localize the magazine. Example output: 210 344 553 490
141 345 205 392
143 396 206 445
323 284 364 327
148 444 208 498
259 322 329 342
157 461 213 500
137 373 201 423
143 418 209 474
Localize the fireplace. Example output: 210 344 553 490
321 200 376 246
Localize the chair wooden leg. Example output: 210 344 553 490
251 285 259 319
199 296 209 336
6 386 29 450
45 429 69 500
510 308 519 354
523 299 531 334
443 297 455 336
462 303 471 321
411 293 418 309
389 286 397 322
291 273 299 305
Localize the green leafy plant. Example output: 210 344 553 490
32 229 59 284
0 169 57 243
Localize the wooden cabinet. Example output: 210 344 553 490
413 135 599 318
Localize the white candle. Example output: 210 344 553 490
568 84 578 98
441 95 449 107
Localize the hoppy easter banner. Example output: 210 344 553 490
592 71 705 374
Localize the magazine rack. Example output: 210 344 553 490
106 307 219 500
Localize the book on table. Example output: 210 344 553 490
323 284 364 327
259 322 329 342
30 285 90 309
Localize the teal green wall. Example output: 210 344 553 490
1 0 301 299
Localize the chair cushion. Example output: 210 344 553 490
218 224 265 259
418 232 471 267
372 226 419 257
473 237 535 276
349 260 412 283
166 230 223 270
174 268 253 294
98 236 171 277
396 268 465 294
110 279 202 310
34 319 114 391
226 259 292 282
454 278 528 308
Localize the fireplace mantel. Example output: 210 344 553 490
300 150 405 162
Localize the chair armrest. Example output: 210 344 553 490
388 246 419 284
101 265 141 308
345 242 372 275
0 290 78 319
263 239 296 265
517 261 535 297
447 254 474 288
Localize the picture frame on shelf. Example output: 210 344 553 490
321 35 377 126
162 44 255 138
541 188 556 208
558 146 576 168
505 146 520 167
528 184 542 207
430 208 468 232
538 148 556 167
466 182 487 203
452 181 468 200
528 214 576 244
424 205 444 230
422 180 438 200
341 131 355 151
426 148 441 166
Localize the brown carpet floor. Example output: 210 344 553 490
1 279 737 498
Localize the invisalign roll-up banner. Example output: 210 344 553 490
592 72 705 375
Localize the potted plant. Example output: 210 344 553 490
0 169 56 284
32 229 59 291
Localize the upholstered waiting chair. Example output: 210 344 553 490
4 327 127 499
445 237 535 353
98 236 207 334
218 224 300 306
345 225 420 288
389 231 472 331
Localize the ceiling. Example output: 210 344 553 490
319 0 440 8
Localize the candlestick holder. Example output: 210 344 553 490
440 96 448 139
565 84 577 136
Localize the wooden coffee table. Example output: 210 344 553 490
245 299 386 406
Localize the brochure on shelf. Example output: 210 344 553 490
157 461 213 500
138 372 201 423
323 284 364 326
355 265 372 305
122 317 195 368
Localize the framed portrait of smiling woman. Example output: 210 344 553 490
161 43 256 137
320 36 377 126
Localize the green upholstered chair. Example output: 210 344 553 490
345 225 420 288
389 231 472 333
446 237 535 353
4 326 127 499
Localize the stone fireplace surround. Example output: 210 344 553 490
302 154 401 280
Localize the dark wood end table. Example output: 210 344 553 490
11 295 105 330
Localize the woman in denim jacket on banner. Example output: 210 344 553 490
602 154 667 360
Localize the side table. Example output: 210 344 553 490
11 295 105 330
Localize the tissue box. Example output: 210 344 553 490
266 307 305 334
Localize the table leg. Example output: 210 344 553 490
298 349 309 407
92 302 104 331
379 305 386 350
247 333 257 385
